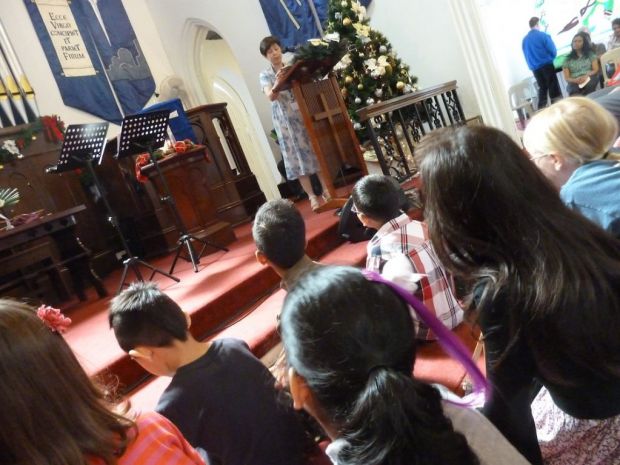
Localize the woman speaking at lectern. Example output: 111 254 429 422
259 36 330 212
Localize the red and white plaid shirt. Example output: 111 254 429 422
366 213 463 340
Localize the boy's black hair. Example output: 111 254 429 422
351 174 404 224
252 199 306 269
529 17 539 28
108 282 188 352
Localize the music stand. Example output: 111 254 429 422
55 123 179 294
117 111 228 274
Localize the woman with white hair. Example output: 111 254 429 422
523 96 620 237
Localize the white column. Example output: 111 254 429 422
448 0 520 142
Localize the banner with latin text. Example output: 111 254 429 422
24 0 155 123
34 0 96 77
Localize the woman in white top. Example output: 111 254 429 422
607 18 620 50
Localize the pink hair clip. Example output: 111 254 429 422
36 305 72 333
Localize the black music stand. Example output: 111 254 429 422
117 111 228 274
55 123 179 294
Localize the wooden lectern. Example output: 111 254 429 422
273 60 367 212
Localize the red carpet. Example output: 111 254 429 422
62 196 365 392
57 192 483 410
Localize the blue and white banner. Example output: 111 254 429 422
24 0 155 124
76 0 155 116
259 0 373 51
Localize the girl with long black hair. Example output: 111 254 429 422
416 125 620 465
280 265 529 465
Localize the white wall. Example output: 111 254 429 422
368 0 481 119
2 0 508 177
0 0 175 137
198 38 282 194
477 0 533 90
145 0 485 156
145 0 275 144
144 0 282 198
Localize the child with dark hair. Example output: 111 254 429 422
252 198 322 387
416 125 620 465
0 299 206 465
252 199 321 291
351 174 463 340
280 266 529 465
109 282 307 465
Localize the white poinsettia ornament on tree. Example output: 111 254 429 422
325 0 418 125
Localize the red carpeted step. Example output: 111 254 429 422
63 203 347 390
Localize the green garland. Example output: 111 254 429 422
0 116 65 166
292 37 348 64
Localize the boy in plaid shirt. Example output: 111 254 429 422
351 175 463 340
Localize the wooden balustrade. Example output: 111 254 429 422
357 80 467 180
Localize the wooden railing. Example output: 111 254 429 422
357 80 466 180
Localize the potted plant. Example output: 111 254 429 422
0 187 20 230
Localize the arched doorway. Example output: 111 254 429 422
184 21 280 199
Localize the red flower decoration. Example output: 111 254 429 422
174 141 187 153
134 153 151 183
41 115 65 143
36 305 72 333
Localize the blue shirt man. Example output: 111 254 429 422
522 17 561 109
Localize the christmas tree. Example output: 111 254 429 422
326 0 418 127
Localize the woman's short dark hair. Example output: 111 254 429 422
0 299 134 465
568 31 594 59
280 266 479 465
415 125 620 384
529 17 539 28
260 35 281 56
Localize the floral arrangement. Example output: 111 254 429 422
292 32 348 65
0 115 65 168
134 139 201 183
0 187 19 229
0 139 23 166
0 187 19 210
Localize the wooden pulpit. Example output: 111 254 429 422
273 60 367 212
139 146 236 250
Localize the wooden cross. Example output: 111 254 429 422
313 93 347 165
